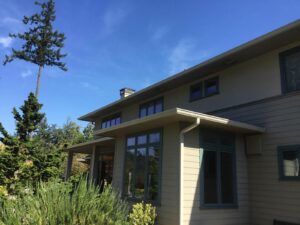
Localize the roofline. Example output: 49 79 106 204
93 108 265 136
79 19 300 121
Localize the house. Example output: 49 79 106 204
65 20 300 225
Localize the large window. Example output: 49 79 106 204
280 46 300 93
123 130 162 203
200 129 237 208
101 114 121 129
139 98 163 118
278 145 300 180
190 77 219 101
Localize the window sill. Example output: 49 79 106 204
279 177 300 181
190 92 219 102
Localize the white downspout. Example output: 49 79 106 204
179 118 200 225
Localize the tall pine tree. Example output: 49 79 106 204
3 0 67 97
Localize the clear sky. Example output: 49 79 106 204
0 0 299 133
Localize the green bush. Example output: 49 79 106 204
0 178 129 225
129 202 157 225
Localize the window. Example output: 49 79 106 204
200 129 237 208
139 98 163 118
101 114 121 129
123 130 162 203
190 77 219 101
280 46 300 93
278 145 300 180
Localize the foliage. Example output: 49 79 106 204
129 202 157 225
3 0 67 97
0 178 129 225
0 93 93 195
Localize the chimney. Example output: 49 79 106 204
120 88 135 99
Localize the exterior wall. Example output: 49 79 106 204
214 92 300 225
94 41 300 129
182 128 250 225
111 123 181 225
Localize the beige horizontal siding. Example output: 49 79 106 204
215 92 300 225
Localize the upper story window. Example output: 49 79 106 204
280 46 300 93
190 77 219 101
101 114 121 129
123 130 162 203
200 129 237 208
139 98 163 118
278 145 300 180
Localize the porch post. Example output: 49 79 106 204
89 144 97 183
65 151 73 180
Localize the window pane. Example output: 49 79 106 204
135 148 146 199
205 78 218 96
149 132 160 143
101 121 107 129
282 150 300 177
148 103 155 115
191 85 202 100
140 107 147 118
111 119 116 126
124 149 135 198
283 51 300 92
127 137 135 146
137 135 147 145
221 152 234 204
203 151 218 204
148 146 159 200
115 117 121 125
155 100 163 113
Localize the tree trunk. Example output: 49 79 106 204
35 65 43 98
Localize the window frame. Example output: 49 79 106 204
101 113 122 129
122 129 163 205
199 128 238 209
190 76 219 102
139 97 164 118
277 145 300 181
279 46 300 94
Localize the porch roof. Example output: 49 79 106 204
64 137 114 153
94 108 265 137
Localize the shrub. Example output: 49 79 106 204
0 178 129 225
129 202 157 225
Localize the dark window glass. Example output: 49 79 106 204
201 129 236 207
221 152 234 204
101 115 121 129
127 137 135 146
137 135 147 145
135 148 146 199
124 149 135 198
148 146 159 200
155 100 163 113
203 151 218 204
124 131 162 202
205 78 219 96
280 47 300 93
148 103 155 115
149 132 160 143
139 98 163 118
190 84 203 101
281 149 300 178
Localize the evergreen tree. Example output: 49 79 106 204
3 0 67 97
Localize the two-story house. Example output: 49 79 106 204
65 20 300 225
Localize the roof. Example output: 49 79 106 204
80 19 300 121
93 108 265 137
64 137 114 153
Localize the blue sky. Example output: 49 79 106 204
0 0 299 133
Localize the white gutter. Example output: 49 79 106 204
179 118 200 225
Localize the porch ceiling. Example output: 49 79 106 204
64 137 114 153
93 108 265 137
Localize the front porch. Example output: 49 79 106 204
64 137 115 188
